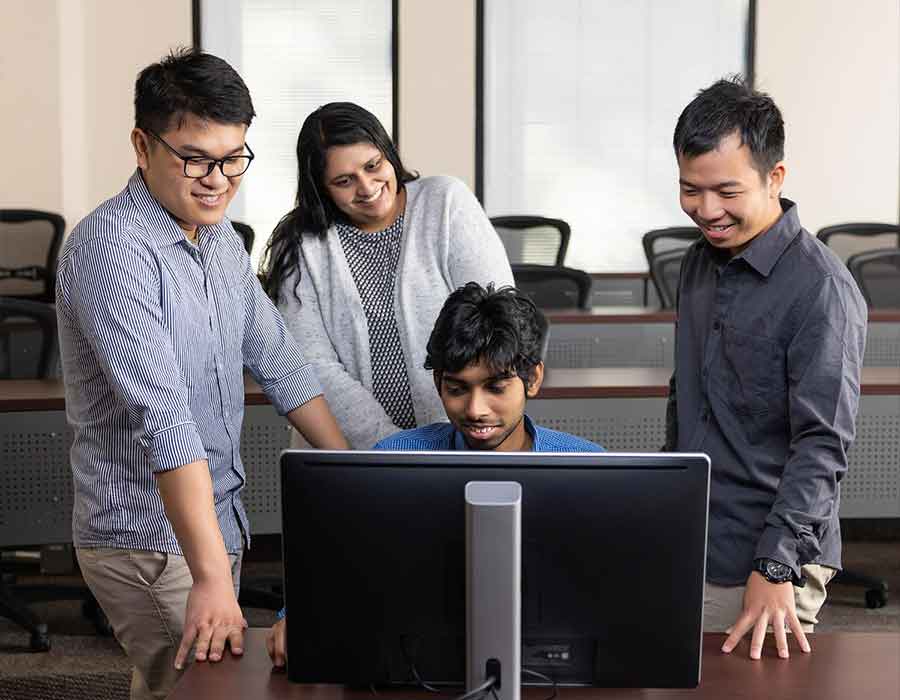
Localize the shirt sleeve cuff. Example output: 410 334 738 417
276 607 286 620
262 364 324 416
148 421 208 473
754 526 801 580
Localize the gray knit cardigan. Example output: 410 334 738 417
279 175 514 449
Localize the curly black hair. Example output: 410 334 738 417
425 283 547 389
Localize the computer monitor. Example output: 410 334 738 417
280 450 709 689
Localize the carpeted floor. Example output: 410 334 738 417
0 540 897 700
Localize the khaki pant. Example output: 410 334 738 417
704 564 836 633
77 547 243 700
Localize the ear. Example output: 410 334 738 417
131 128 151 171
525 362 544 399
767 161 786 199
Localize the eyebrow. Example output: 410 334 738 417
678 178 743 189
443 372 516 386
328 156 383 181
178 144 246 157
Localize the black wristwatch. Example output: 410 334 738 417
753 558 799 585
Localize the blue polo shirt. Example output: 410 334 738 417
374 415 603 452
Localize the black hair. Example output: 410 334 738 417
134 47 255 134
261 102 419 304
426 283 547 391
673 75 784 178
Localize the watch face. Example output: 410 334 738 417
765 560 791 580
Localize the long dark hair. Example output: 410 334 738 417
261 102 418 304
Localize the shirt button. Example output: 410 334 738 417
701 410 710 422
702 368 708 380
713 320 722 331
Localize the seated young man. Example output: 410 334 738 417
267 282 603 665
376 281 603 452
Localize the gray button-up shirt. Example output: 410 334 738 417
665 200 867 584
56 171 322 555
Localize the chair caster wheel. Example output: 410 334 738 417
29 628 50 652
865 588 888 609
82 598 113 636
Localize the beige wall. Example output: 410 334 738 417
397 0 477 188
2 0 192 231
756 0 900 233
5 2 897 243
1 1 63 212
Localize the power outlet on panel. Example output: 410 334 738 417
523 642 574 667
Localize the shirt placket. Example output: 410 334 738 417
196 239 247 543
699 261 740 439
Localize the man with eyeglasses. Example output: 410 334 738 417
55 48 349 700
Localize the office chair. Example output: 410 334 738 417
490 216 571 266
0 297 110 651
512 263 592 309
847 248 900 308
816 223 900 263
649 248 687 310
232 220 255 255
0 209 65 303
641 226 700 308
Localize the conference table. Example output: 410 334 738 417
169 629 900 700
2 367 900 546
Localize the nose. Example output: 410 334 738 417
464 390 490 421
696 192 724 222
356 173 380 197
199 163 228 188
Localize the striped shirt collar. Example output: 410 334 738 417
126 169 226 252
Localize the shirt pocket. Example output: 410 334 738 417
720 326 787 442
170 310 214 390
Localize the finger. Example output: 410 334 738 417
787 611 811 653
174 625 198 670
206 625 230 662
193 625 214 662
749 612 769 660
773 612 789 659
228 624 245 657
722 613 754 653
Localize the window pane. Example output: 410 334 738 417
484 0 749 272
202 0 393 266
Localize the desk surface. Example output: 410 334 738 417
545 306 900 325
4 367 900 412
170 629 900 700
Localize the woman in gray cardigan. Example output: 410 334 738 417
262 102 513 449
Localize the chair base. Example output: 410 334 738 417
833 568 889 609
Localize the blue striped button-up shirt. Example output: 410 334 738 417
56 170 322 555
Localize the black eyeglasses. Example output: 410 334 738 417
147 130 255 178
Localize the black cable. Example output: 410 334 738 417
522 667 558 700
456 676 498 700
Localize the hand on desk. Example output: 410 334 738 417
267 617 287 668
721 571 811 660
174 577 248 670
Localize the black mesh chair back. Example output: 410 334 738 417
232 220 255 255
817 223 900 262
0 297 58 379
650 249 688 310
847 248 900 307
0 210 65 302
512 264 592 309
642 227 699 309
490 216 571 266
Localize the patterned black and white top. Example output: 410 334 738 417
337 215 416 430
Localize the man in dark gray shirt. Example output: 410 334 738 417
665 78 866 661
